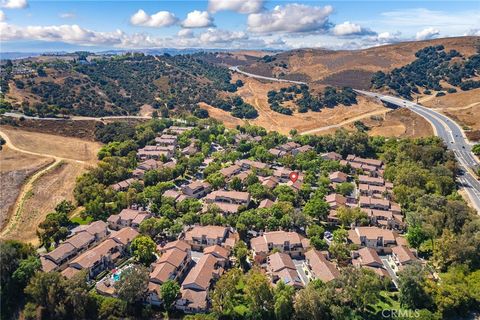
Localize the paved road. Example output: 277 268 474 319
2 112 151 121
229 66 307 85
356 90 480 212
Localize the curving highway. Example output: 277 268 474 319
355 90 480 212
229 66 307 85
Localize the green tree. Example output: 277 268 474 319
274 281 295 320
131 235 157 265
37 212 70 248
160 280 180 312
229 176 243 191
98 297 127 320
303 196 329 221
54 200 75 214
206 172 226 189
406 225 428 249
335 182 354 196
398 263 432 310
211 268 243 316
115 265 150 306
233 240 248 268
244 267 274 318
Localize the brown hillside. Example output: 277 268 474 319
236 36 479 88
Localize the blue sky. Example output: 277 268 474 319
0 0 479 52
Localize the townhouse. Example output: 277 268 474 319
236 159 269 171
176 247 228 313
107 208 151 230
304 249 340 283
166 126 191 135
133 159 162 179
321 151 342 161
110 178 138 191
182 225 232 251
250 230 310 263
219 164 242 179
62 227 139 280
329 171 348 183
155 134 177 147
352 247 390 278
137 145 174 160
204 190 251 214
148 242 192 306
347 227 398 253
41 221 109 272
389 245 418 273
266 252 304 288
182 181 211 199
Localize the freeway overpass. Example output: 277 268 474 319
355 90 480 212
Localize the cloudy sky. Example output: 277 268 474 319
0 0 479 52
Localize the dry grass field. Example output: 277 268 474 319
421 88 480 141
0 126 101 164
202 74 391 135
2 161 88 245
0 146 52 230
0 127 101 244
239 37 479 88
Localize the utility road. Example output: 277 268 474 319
356 90 480 212
229 66 307 85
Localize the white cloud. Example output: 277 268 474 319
182 10 214 28
208 0 263 14
332 21 376 36
247 3 333 33
465 29 480 36
178 28 194 38
130 9 178 28
0 21 260 49
0 10 5 21
59 12 75 19
415 27 440 40
198 28 246 44
1 0 27 9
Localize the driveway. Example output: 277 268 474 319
293 259 309 285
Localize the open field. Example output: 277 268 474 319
0 146 53 230
202 74 391 135
0 127 101 244
0 126 102 164
2 161 88 245
421 88 480 141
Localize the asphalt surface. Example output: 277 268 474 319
229 66 307 85
356 90 480 212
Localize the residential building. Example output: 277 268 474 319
304 250 340 282
250 231 310 263
389 245 418 272
266 252 304 288
107 208 150 230
183 225 230 251
182 181 211 199
348 227 397 253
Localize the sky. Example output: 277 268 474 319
0 0 479 52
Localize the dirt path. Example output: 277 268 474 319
300 109 387 135
0 129 88 164
0 159 62 237
0 129 90 238
247 81 280 126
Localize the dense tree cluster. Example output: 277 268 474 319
1 53 243 117
371 45 480 99
267 84 357 115
210 95 258 119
